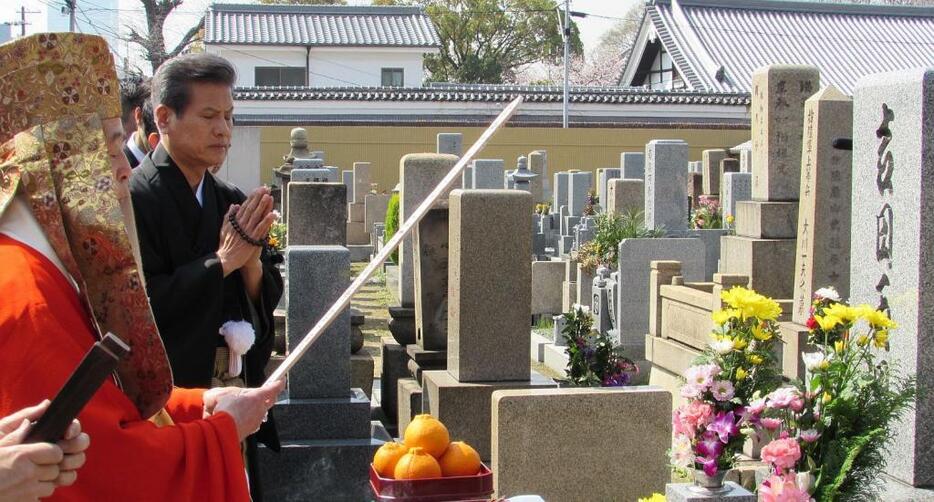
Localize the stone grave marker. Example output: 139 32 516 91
644 140 689 232
702 149 728 195
621 152 645 179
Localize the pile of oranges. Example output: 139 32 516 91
373 414 481 480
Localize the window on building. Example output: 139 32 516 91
255 67 306 87
381 68 404 87
632 42 686 91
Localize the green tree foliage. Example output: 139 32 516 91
379 0 582 84
383 192 400 263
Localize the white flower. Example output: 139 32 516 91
709 337 735 355
802 351 831 371
571 304 592 316
814 287 841 302
670 434 694 469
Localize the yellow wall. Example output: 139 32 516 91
259 125 751 193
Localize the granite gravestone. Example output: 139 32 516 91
701 149 728 195
620 152 645 179
644 140 689 232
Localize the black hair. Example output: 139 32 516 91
151 53 236 117
141 100 157 137
119 77 150 124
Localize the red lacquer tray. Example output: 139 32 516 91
369 463 494 502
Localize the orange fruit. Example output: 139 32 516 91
393 447 442 480
403 414 450 458
373 441 408 478
439 441 481 477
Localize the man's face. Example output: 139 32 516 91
102 117 131 201
157 82 233 170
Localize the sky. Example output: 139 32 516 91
2 0 641 73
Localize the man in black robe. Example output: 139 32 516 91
129 53 282 498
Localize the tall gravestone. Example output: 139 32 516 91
473 159 504 189
437 133 463 156
342 170 354 202
721 65 819 299
701 149 728 195
850 68 934 487
719 158 741 196
597 168 621 211
779 85 853 382
421 189 555 459
528 150 547 203
620 152 645 179
721 172 752 227
567 171 592 217
607 178 644 216
414 207 450 351
553 172 569 212
791 85 853 323
287 182 347 245
261 245 386 500
644 140 689 232
398 154 458 308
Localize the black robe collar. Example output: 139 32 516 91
150 145 221 256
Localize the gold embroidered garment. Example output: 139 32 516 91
0 33 171 418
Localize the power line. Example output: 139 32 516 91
218 44 368 87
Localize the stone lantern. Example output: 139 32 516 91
511 155 538 193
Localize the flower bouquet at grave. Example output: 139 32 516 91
582 189 598 216
561 306 638 387
268 215 286 251
690 195 723 230
534 202 551 215
670 287 784 486
573 210 664 274
753 287 916 501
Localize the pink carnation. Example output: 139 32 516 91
672 401 714 439
748 398 767 415
761 438 802 472
759 474 811 502
768 387 804 411
760 418 782 431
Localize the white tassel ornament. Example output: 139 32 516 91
220 320 255 378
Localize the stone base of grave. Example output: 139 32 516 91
674 229 730 281
559 235 574 256
258 421 390 501
351 353 374 399
348 202 365 222
734 201 798 239
421 370 556 460
665 482 755 502
646 335 703 409
379 338 408 424
347 221 369 245
720 236 796 299
387 306 415 345
880 473 934 500
347 244 373 262
273 389 372 441
561 280 576 311
779 322 813 381
396 378 423 435
530 332 551 363
542 342 570 376
406 345 446 372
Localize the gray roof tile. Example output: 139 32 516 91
205 3 441 48
641 0 934 94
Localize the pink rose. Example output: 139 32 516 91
759 474 810 502
761 438 802 472
672 401 714 439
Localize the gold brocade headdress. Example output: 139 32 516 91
0 33 171 418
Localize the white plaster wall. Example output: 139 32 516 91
307 47 427 87
206 45 307 87
216 126 262 192
206 44 432 88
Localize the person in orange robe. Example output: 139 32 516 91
0 33 283 501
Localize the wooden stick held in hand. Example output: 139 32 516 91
267 96 524 384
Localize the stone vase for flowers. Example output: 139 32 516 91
692 468 728 491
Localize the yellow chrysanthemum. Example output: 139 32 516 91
834 340 846 354
822 392 833 404
814 314 842 332
751 324 773 341
858 306 897 330
639 494 666 502
720 287 782 321
856 335 869 347
823 303 860 324
735 367 748 380
711 308 739 326
874 330 889 349
733 337 749 351
747 354 764 365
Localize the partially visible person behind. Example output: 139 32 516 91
0 401 88 501
0 32 281 501
120 78 156 168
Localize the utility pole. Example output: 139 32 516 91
12 6 40 37
63 0 77 32
562 0 570 129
